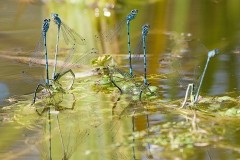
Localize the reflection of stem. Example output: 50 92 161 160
191 109 198 132
132 111 136 160
207 149 212 160
56 114 66 158
111 81 122 116
112 95 120 116
0 127 56 159
48 108 52 160
146 111 152 158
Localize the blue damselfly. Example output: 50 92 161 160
141 24 150 86
159 38 219 107
51 13 86 84
107 24 155 101
126 9 138 76
136 24 155 100
95 9 138 75
30 18 52 104
26 18 75 113
181 48 219 108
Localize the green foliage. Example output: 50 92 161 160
91 55 112 67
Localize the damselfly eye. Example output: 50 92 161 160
132 9 137 13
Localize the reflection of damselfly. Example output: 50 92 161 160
28 73 77 159
115 101 153 160
37 92 77 160
42 104 129 159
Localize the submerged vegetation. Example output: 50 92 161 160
2 49 240 159
2 78 240 159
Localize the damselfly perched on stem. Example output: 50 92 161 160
126 9 138 76
159 38 219 107
137 24 154 100
181 48 219 108
28 17 98 105
24 19 69 108
30 18 52 104
107 24 157 101
141 24 150 86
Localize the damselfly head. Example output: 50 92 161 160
51 13 61 25
42 19 50 32
43 19 50 22
127 9 138 21
51 13 58 18
208 48 220 58
131 9 138 14
142 24 150 35
144 24 150 28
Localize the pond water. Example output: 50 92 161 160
1 0 240 160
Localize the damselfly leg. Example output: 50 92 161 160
33 83 46 105
53 69 75 90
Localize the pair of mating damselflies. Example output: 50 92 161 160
99 9 154 100
111 23 153 101
30 13 91 104
29 15 90 160
36 12 98 154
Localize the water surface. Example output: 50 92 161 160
1 0 240 160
